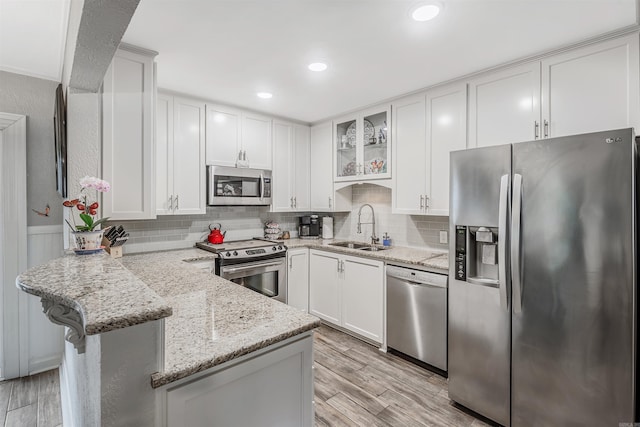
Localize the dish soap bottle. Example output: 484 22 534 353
383 232 391 247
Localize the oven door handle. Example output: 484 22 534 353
222 260 284 274
260 173 265 200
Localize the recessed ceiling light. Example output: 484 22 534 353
411 3 441 22
308 62 328 72
256 92 273 99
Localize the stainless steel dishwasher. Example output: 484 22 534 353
387 265 447 371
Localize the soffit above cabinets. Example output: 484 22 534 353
0 0 70 82
122 0 636 123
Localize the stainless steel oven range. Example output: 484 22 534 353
196 239 287 303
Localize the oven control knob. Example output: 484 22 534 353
278 246 283 250
233 251 238 256
272 246 277 251
225 252 231 257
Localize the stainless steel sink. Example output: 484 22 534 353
328 241 370 249
328 241 388 251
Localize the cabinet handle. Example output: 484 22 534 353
341 260 345 272
543 120 549 138
328 197 332 209
425 195 430 209
289 257 293 270
420 195 424 210
337 260 341 273
534 121 539 139
175 195 179 211
290 197 294 209
169 195 173 211
294 196 297 209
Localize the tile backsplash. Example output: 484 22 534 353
333 184 449 252
112 184 449 254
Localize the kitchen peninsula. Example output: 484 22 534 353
16 249 320 426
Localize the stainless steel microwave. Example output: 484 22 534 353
207 165 272 206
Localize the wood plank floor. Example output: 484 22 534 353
0 326 494 427
313 324 495 427
0 369 61 427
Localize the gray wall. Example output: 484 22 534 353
0 71 62 226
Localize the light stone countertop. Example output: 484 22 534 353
16 239 446 389
119 249 321 388
281 238 449 273
16 253 173 335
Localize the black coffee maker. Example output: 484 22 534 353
298 215 322 238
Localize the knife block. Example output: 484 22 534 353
101 237 123 258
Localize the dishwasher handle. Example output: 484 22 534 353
386 265 447 288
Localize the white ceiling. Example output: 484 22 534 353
123 0 636 123
0 0 70 82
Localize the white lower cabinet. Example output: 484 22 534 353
165 334 314 427
308 250 340 324
287 248 309 312
309 249 384 343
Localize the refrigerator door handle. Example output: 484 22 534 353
511 173 523 314
498 174 510 312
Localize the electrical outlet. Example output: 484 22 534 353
439 230 448 244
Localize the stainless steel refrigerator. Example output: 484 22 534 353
448 128 637 426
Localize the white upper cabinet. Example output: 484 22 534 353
242 112 272 170
102 44 157 220
310 122 333 211
293 124 311 211
172 97 206 214
205 104 241 167
392 94 427 215
542 33 640 138
272 121 293 211
272 122 310 212
334 105 391 182
156 94 173 215
392 83 467 216
156 94 206 215
309 122 351 212
469 33 639 148
426 83 468 215
205 106 272 170
468 62 541 148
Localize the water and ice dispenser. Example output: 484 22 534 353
455 225 500 285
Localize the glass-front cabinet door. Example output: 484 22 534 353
334 106 391 182
362 110 389 177
336 118 358 179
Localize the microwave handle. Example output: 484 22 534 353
260 173 265 200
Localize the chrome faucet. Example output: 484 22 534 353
357 203 379 245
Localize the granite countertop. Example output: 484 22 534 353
16 253 172 335
120 249 320 388
282 238 449 273
17 248 320 388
